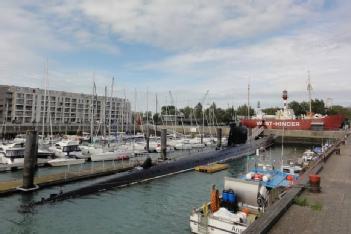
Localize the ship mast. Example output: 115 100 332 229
282 90 288 111
247 81 250 119
307 71 313 113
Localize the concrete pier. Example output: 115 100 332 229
269 134 351 234
216 128 222 148
145 129 150 152
19 130 38 191
161 129 167 160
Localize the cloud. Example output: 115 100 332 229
77 0 322 50
0 0 350 111
137 15 351 107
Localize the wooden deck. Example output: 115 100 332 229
0 161 140 196
195 163 229 173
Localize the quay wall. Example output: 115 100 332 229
264 129 346 144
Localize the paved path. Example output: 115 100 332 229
270 137 351 234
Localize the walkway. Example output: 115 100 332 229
270 136 351 234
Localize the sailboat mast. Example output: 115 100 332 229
121 89 126 133
90 74 95 142
247 81 250 119
281 126 284 170
146 88 149 132
307 71 313 113
42 60 48 140
108 77 114 136
155 93 158 135
133 89 136 136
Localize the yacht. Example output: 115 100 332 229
0 142 25 164
90 147 133 162
48 140 83 158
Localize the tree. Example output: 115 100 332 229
311 99 326 115
194 102 203 119
152 113 160 124
161 105 176 115
262 107 280 115
288 101 306 116
179 106 193 119
327 105 351 119
236 105 255 117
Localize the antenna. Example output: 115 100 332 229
307 71 313 113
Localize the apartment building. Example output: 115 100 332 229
0 85 131 134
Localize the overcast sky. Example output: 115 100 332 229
1 0 350 111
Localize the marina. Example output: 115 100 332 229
1 1 351 233
0 144 309 234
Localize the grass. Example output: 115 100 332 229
293 196 323 211
293 196 309 206
310 202 323 211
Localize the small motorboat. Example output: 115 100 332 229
48 158 85 167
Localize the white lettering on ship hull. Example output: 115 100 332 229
256 121 301 127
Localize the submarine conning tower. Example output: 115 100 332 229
227 122 248 147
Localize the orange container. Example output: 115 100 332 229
309 175 320 184
242 207 250 215
286 175 294 181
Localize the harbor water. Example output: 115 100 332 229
0 145 306 234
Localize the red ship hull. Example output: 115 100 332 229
240 115 344 130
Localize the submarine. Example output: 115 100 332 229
35 125 272 205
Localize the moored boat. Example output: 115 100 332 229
240 90 344 130
48 158 85 167
190 164 297 234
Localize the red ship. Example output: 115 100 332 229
240 90 345 130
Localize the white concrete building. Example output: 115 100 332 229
0 85 131 135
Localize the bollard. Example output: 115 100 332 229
145 129 150 153
216 128 222 149
18 130 39 191
161 129 167 160
309 174 321 193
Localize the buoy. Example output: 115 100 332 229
254 173 263 181
286 175 294 181
242 207 250 215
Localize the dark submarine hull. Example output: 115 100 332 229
36 136 273 204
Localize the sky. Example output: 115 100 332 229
0 0 350 111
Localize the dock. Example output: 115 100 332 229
244 131 350 234
269 134 351 234
195 163 229 173
0 161 140 196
